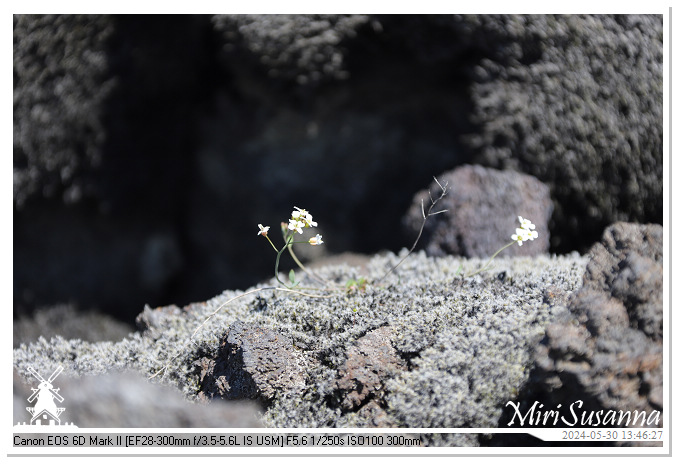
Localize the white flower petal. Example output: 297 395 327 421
518 216 536 230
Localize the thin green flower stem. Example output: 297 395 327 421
286 244 308 273
274 235 294 287
465 240 516 278
287 243 335 288
264 235 279 253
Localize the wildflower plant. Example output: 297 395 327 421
150 177 540 380
257 178 452 289
258 206 325 288
465 215 539 277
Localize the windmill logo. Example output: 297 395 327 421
15 365 77 429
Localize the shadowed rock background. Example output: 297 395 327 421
13 14 664 446
14 14 662 330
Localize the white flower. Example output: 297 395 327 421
512 216 538 245
292 206 318 228
288 219 304 234
257 224 270 236
511 227 528 246
518 216 535 231
309 234 323 245
525 229 539 241
304 213 317 228
292 206 311 220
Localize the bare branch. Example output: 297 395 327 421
429 209 448 216
376 176 449 284
434 176 446 192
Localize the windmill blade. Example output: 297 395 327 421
27 389 39 403
27 366 45 383
50 389 64 403
47 365 64 383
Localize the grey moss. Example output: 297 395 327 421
14 250 587 444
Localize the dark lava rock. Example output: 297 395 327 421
464 15 663 252
211 15 371 86
583 222 663 341
14 15 210 321
404 165 552 258
13 14 116 209
15 15 661 376
525 223 663 434
198 321 309 402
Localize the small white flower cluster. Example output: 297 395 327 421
288 206 317 234
257 207 323 245
510 215 538 246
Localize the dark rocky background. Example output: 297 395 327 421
14 14 663 328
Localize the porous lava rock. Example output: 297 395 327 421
529 223 663 432
404 165 552 258
335 326 406 415
198 321 309 402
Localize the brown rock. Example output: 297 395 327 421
530 222 663 433
336 326 406 411
404 165 552 258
